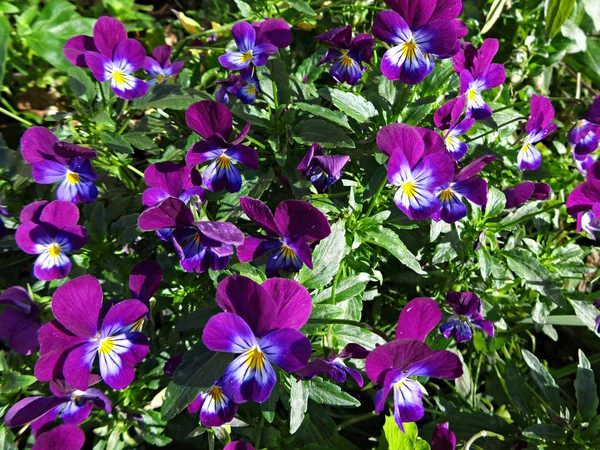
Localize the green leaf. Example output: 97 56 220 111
261 377 279 423
295 103 352 130
575 350 599 422
481 0 508 34
308 378 360 407
327 89 378 123
0 15 10 87
364 227 425 275
68 66 96 103
545 0 576 38
504 360 537 419
379 417 430 450
290 378 309 434
217 167 275 221
0 371 37 392
233 0 253 17
313 273 369 303
403 96 436 125
298 220 346 289
521 349 562 412
484 187 506 220
378 77 398 107
0 428 18 450
99 131 134 154
293 119 355 149
132 84 206 110
0 2 20 13
123 132 159 151
332 324 386 349
161 343 233 420
583 0 600 30
570 299 599 332
286 0 316 16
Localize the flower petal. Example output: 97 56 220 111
226 145 259 170
94 16 127 58
365 339 433 384
240 196 279 236
32 424 85 450
129 261 162 304
197 221 245 245
101 300 148 337
274 200 331 242
5 396 67 428
261 278 312 331
98 332 149 390
396 297 442 341
20 127 61 164
63 342 99 390
35 322 87 382
138 197 194 231
186 100 233 143
63 35 98 68
377 123 424 162
220 350 277 403
405 349 463 379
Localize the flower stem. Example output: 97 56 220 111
465 116 526 143
270 59 279 109
365 176 388 217
127 164 145 178
0 107 33 127
255 415 265 448
464 430 504 450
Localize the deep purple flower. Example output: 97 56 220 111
32 424 85 450
453 39 506 119
236 68 261 104
163 354 183 377
504 181 551 209
365 297 462 431
297 143 350 193
185 100 258 193
570 120 600 162
138 197 244 272
439 292 494 343
567 162 600 221
594 299 600 333
187 380 238 427
316 25 373 85
434 96 475 161
578 211 600 240
0 201 8 239
433 155 494 223
75 17 147 100
0 286 41 355
35 275 149 390
5 376 111 436
143 45 184 85
129 260 162 306
202 276 313 403
432 422 456 450
296 343 369 386
21 127 98 204
518 95 556 171
371 0 462 84
218 22 278 70
574 151 595 175
377 124 454 220
215 75 243 103
224 442 255 450
251 18 292 49
237 196 331 277
16 201 88 281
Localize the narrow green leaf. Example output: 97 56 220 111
545 0 576 38
0 16 11 87
522 349 562 411
289 379 309 434
308 378 360 407
364 226 425 274
575 350 599 422
286 0 316 15
481 0 508 34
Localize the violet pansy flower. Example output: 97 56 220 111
365 297 462 431
371 0 462 84
215 75 243 103
143 45 184 85
432 422 456 450
129 260 163 306
32 424 85 450
316 25 373 85
433 155 494 223
377 124 454 220
251 18 292 49
0 201 8 239
5 376 111 437
138 197 244 272
570 120 599 163
434 96 475 161
63 16 120 68
185 100 258 193
21 127 98 204
296 343 369 387
0 286 41 355
440 292 494 343
594 299 600 333
202 276 312 403
453 39 506 120
504 181 551 209
16 200 88 281
236 68 261 104
237 196 331 277
578 211 600 240
297 143 350 193
224 442 255 450
187 381 238 427
518 95 556 171
35 275 149 390
218 22 278 71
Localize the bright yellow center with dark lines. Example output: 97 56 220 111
216 154 232 168
340 49 354 68
112 71 126 84
131 318 144 332
439 188 453 201
246 84 257 95
401 180 417 198
521 142 531 153
155 74 166 83
281 245 296 258
66 171 80 184
401 40 417 59
98 337 116 354
240 50 253 63
467 88 477 102
245 346 265 370
48 243 61 257
209 385 224 402
445 135 454 147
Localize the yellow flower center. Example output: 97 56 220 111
130 318 144 332
240 50 254 63
439 188 453 201
401 39 417 59
216 154 232 169
112 71 126 85
467 87 478 102
155 73 166 83
48 243 62 257
401 180 417 198
521 142 531 153
244 346 265 370
340 49 354 68
66 171 80 184
209 385 225 402
281 245 297 259
98 337 116 355
445 135 454 148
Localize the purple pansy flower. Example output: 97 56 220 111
297 143 350 193
202 276 312 403
316 25 374 85
434 96 475 161
432 422 456 450
138 197 244 272
504 181 551 209
215 75 243 103
453 39 506 120
16 201 88 281
0 201 8 239
185 100 258 193
21 127 98 204
439 292 494 343
567 162 600 223
225 442 255 450
129 260 162 306
218 22 278 70
32 424 85 450
518 95 556 171
371 0 462 84
433 155 494 223
0 286 41 355
237 196 331 277
377 124 454 220
578 211 600 240
365 297 462 431
143 45 184 85
5 376 111 436
251 18 292 49
570 119 600 163
296 343 369 387
78 17 148 100
236 68 261 104
594 299 600 333
187 380 238 427
34 275 149 390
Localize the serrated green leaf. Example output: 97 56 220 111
327 89 378 123
298 220 346 289
364 227 425 274
522 349 562 412
293 119 355 148
295 103 352 130
575 350 598 422
308 378 360 407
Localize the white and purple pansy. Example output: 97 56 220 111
187 381 238 427
518 94 557 171
434 96 475 161
218 22 278 71
439 292 495 343
143 45 184 85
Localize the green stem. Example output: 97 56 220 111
127 165 145 178
255 415 265 449
0 107 33 126
242 133 266 149
336 411 376 431
465 116 526 143
270 59 279 109
365 176 387 217
464 431 504 450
